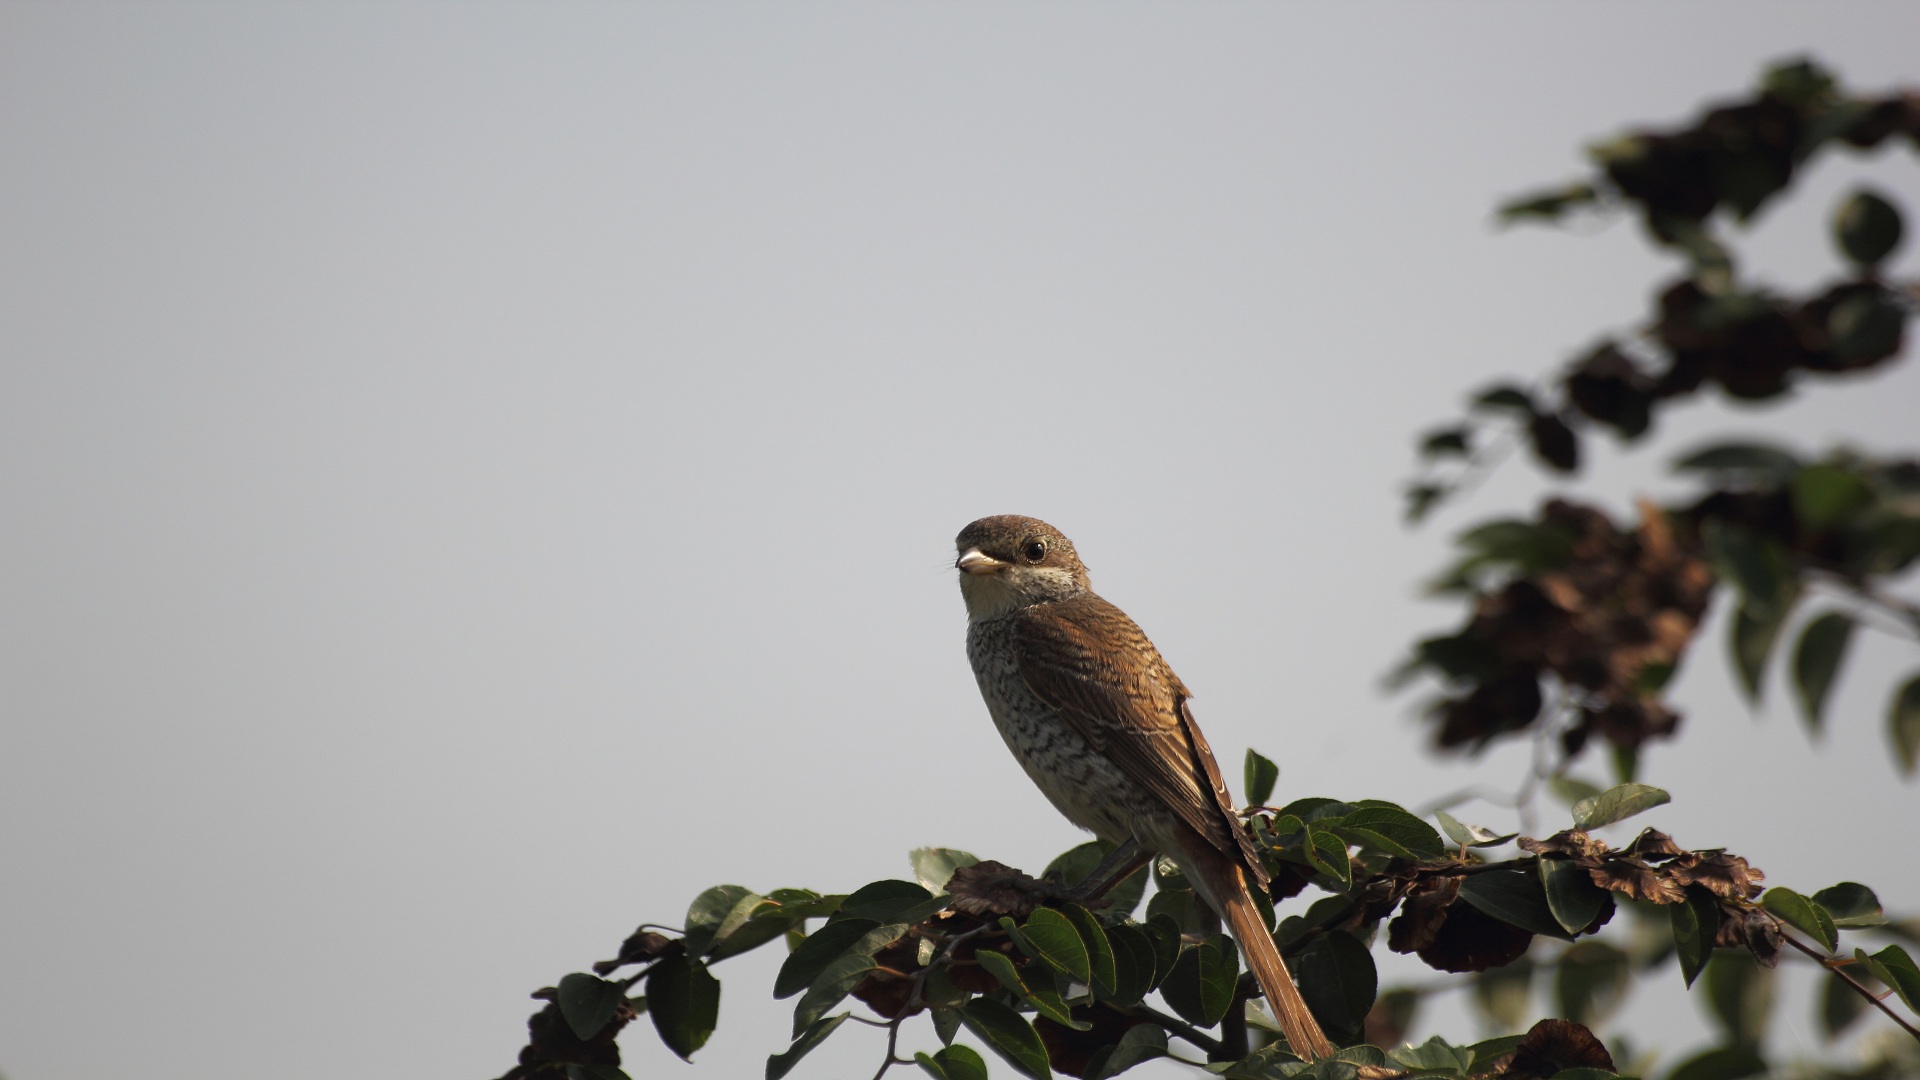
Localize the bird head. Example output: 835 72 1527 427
954 515 1091 619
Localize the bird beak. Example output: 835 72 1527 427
956 548 1006 575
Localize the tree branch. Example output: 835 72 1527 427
1780 931 1920 1045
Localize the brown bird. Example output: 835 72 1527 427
954 514 1335 1061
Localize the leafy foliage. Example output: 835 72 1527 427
499 57 1920 1080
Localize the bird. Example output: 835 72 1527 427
953 513 1335 1061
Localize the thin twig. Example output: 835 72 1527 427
1780 930 1920 1044
1112 1002 1222 1056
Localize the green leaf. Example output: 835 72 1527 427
974 948 1087 1029
1834 188 1904 267
1462 1035 1527 1071
1540 855 1610 934
1087 1023 1166 1079
919 1044 989 1080
1296 931 1378 1035
1335 806 1445 858
1703 520 1797 616
775 918 879 999
960 996 1054 1079
1731 600 1790 704
1762 888 1837 952
1790 613 1855 735
1498 182 1599 223
1830 291 1906 364
838 880 936 923
1864 944 1920 1011
1812 882 1886 928
790 924 906 1036
1161 933 1239 1027
1892 674 1920 777
1548 775 1605 808
1008 908 1092 984
1387 1035 1471 1074
1792 466 1875 531
1245 748 1280 807
767 1012 849 1080
646 954 721 1061
1044 841 1147 921
1101 923 1156 1006
1142 915 1183 990
556 972 627 1041
1303 825 1352 889
1471 383 1537 415
1673 441 1801 478
1664 1044 1766 1080
681 884 754 956
1818 967 1869 1040
1572 783 1671 830
564 1066 631 1080
1459 866 1571 940
1671 889 1720 989
911 848 980 893
1703 949 1775 1047
1471 959 1535 1031
1062 904 1117 995
1555 941 1631 1028
1434 809 1517 848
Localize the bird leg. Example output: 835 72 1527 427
1067 839 1152 903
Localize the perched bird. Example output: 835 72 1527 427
954 514 1335 1061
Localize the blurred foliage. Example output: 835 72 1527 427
500 58 1920 1080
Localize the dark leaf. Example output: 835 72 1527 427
1337 806 1445 857
1528 413 1580 473
839 880 938 923
1304 825 1353 890
1471 957 1535 1030
766 1012 849 1080
1498 183 1600 223
975 948 1086 1029
775 919 880 999
1244 748 1279 807
1044 842 1146 921
1790 612 1855 735
646 954 721 1061
1541 856 1611 935
1892 674 1920 776
1703 949 1775 1046
1817 966 1869 1040
961 996 1055 1080
1102 923 1156 1006
1386 1035 1471 1074
1061 904 1117 996
919 1044 989 1080
1834 188 1904 267
1572 783 1671 830
1792 466 1874 531
1761 888 1837 952
791 924 905 1035
681 885 754 957
1812 882 1886 928
1730 600 1791 705
557 973 627 1042
564 1067 631 1080
1086 1023 1166 1080
1010 908 1092 985
1863 944 1920 1011
912 849 981 893
1829 291 1906 366
1472 384 1538 415
1555 941 1631 1028
1420 426 1474 459
1459 867 1576 941
1673 441 1801 477
1161 934 1239 1027
1672 889 1721 988
1663 1045 1767 1080
1296 931 1378 1036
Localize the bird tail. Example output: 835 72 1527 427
1186 849 1337 1061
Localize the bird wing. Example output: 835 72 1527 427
1012 595 1262 876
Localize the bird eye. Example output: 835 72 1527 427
1021 540 1047 563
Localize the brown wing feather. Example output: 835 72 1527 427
1012 595 1263 879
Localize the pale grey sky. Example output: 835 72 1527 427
2 4 1917 1080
